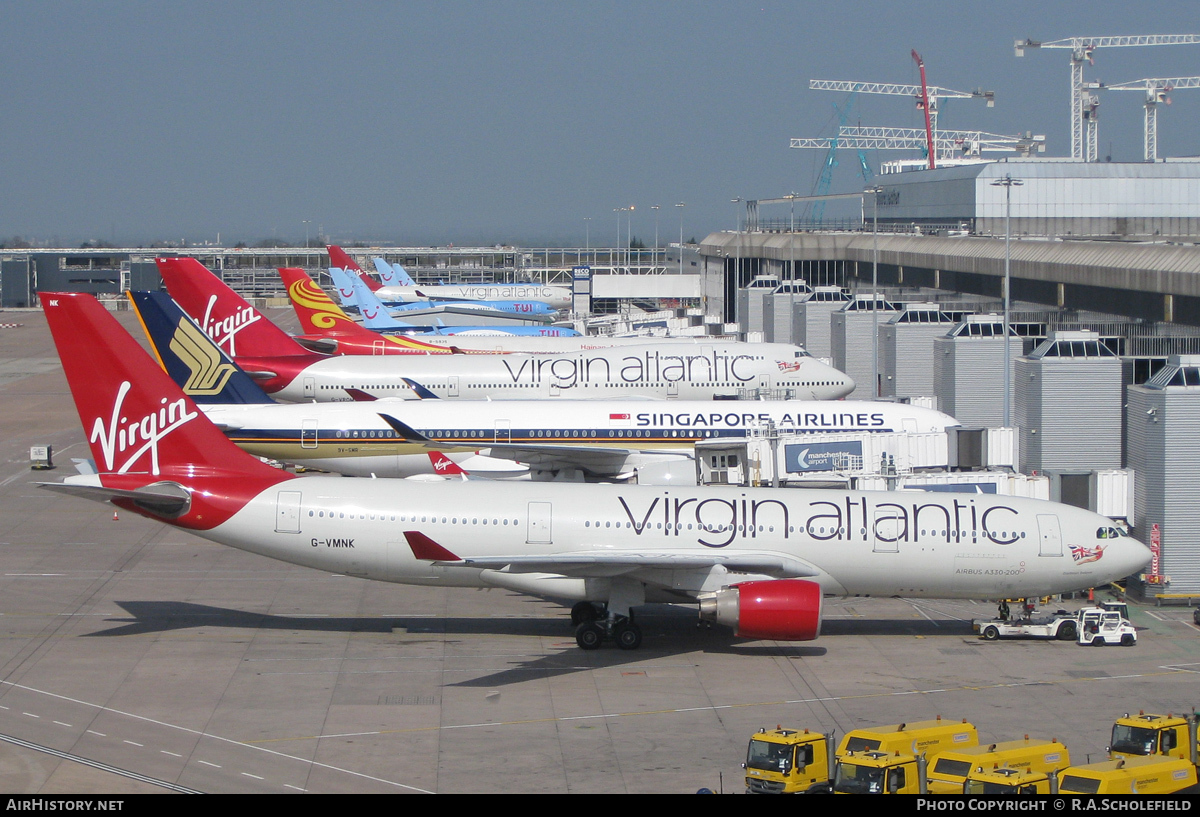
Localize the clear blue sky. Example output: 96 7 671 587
3 1 1198 247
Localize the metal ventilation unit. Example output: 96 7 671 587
1126 354 1200 593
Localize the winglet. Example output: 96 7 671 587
404 531 462 562
378 413 432 442
344 388 378 402
400 377 439 399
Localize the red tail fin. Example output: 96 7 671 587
278 267 454 356
428 452 468 477
326 244 363 272
40 292 289 529
327 245 383 292
156 258 310 358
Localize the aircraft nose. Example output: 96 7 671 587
1114 536 1153 578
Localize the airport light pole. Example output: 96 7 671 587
584 217 591 261
731 198 743 284
991 174 1023 427
675 203 686 275
866 186 882 398
651 205 660 271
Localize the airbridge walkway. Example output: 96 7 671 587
700 231 1200 327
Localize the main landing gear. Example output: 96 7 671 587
571 602 643 651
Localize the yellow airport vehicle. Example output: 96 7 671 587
832 750 929 794
1110 711 1199 761
1058 755 1199 795
925 736 1070 794
744 717 976 794
836 717 978 758
963 765 1059 795
744 728 835 794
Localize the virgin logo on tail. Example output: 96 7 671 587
200 294 261 355
90 381 197 475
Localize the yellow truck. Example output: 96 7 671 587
1110 711 1198 761
925 737 1070 794
1058 755 1199 795
744 717 977 794
963 765 1060 795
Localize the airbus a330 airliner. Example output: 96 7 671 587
41 292 1150 650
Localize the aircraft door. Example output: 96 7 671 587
275 491 302 533
372 340 387 355
301 419 318 449
667 379 679 398
303 377 316 399
527 502 552 544
494 420 511 443
1037 514 1063 557
872 510 902 553
448 376 459 397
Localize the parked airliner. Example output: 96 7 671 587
329 245 572 309
156 259 855 402
40 292 1151 650
131 289 955 479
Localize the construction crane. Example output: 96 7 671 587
808 79 994 166
791 126 1045 165
1101 76 1200 161
1015 35 1200 162
810 94 874 224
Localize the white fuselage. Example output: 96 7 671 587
208 478 1151 605
272 342 854 403
376 283 572 309
203 399 957 477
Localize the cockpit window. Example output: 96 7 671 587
1097 526 1128 539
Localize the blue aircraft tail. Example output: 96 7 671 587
127 290 275 405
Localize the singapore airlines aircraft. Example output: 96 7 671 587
155 260 855 403
131 289 956 479
329 245 573 309
40 292 1150 650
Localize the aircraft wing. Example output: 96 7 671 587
376 412 685 474
404 532 818 579
479 443 688 474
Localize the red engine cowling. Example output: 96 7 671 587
699 580 823 641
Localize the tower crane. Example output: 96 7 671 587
1101 76 1200 161
808 78 994 166
1015 35 1200 161
790 126 1045 166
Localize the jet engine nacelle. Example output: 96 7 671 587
699 579 823 641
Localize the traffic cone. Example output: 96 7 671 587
1087 587 1094 602
112 511 119 522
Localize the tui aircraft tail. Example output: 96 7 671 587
277 267 455 355
127 290 275 405
39 292 290 529
156 257 312 358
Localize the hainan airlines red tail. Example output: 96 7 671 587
156 257 313 358
40 292 291 530
277 267 455 355
327 245 383 292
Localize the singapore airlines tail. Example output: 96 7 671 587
128 290 275 405
156 257 315 359
39 292 291 529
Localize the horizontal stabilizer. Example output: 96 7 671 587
404 531 462 562
39 480 191 516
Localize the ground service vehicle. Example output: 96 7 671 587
925 737 1070 793
1110 712 1199 762
744 717 976 794
744 729 835 794
836 717 978 758
833 751 929 794
963 766 1059 795
974 611 1078 641
1077 607 1137 646
1057 755 1199 794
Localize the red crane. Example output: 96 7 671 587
912 50 936 169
